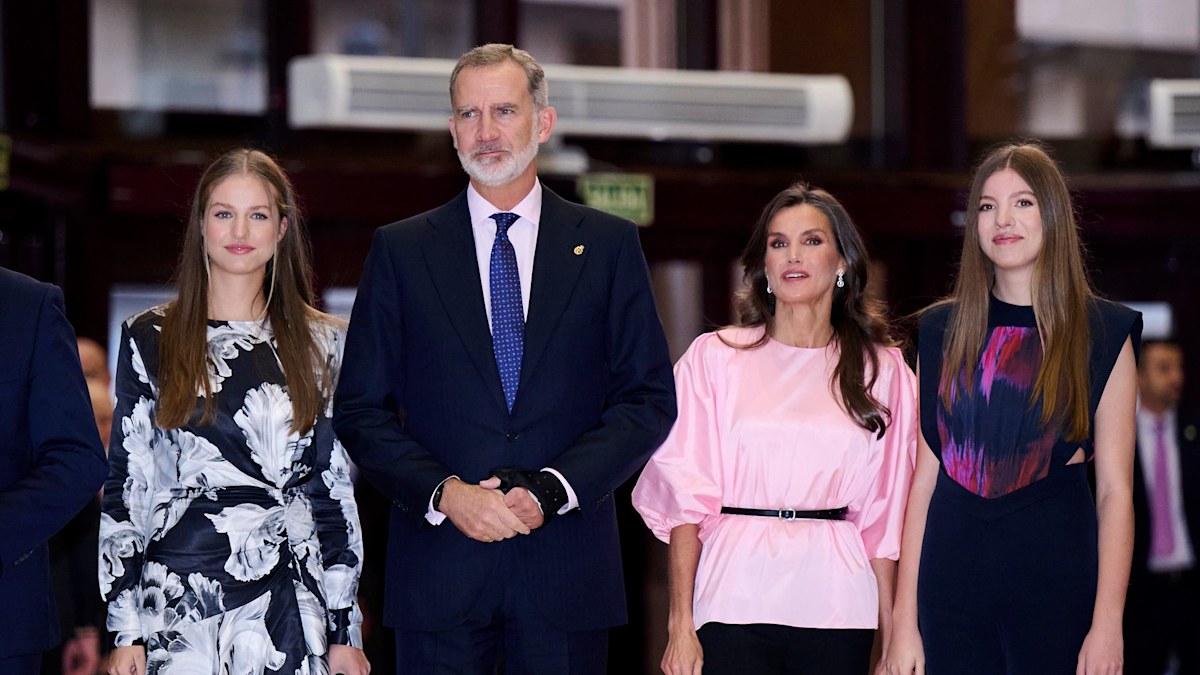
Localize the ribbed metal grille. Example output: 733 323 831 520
1172 93 1200 134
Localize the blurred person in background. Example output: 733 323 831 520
77 336 112 388
1126 338 1199 675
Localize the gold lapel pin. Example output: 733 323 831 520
573 245 585 256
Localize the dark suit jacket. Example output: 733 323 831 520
0 268 108 657
334 187 676 631
1131 411 1200 579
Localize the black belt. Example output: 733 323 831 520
720 506 848 521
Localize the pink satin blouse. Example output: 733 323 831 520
632 326 917 629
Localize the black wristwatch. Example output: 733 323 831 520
432 481 447 511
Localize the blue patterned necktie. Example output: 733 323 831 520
489 212 524 413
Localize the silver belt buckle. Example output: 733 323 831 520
778 509 796 520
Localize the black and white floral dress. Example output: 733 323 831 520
99 307 364 675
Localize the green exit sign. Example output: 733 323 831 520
577 173 654 226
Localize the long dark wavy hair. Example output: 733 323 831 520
157 148 335 435
726 182 896 438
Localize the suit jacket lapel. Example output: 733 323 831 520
521 188 587 393
421 192 508 411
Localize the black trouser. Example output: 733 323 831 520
393 544 608 675
1125 567 1200 675
696 623 873 675
919 467 1096 675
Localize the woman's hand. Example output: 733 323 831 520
880 622 924 675
328 644 371 675
661 627 703 675
1076 623 1122 675
108 645 146 675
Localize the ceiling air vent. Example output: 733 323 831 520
289 55 853 145
1149 79 1200 148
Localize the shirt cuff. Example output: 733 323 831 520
425 476 458 526
542 467 578 514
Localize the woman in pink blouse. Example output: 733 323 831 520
633 183 917 675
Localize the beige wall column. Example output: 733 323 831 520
651 260 705 362
718 0 769 71
621 0 677 68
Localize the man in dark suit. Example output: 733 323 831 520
1126 338 1200 675
333 44 677 673
0 267 109 674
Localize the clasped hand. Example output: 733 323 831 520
440 477 544 542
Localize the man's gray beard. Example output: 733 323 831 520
458 126 541 187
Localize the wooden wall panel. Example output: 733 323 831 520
966 0 1020 140
768 1 872 138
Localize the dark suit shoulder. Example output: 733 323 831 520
0 266 52 293
0 267 56 319
0 270 53 383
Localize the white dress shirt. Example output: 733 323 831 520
1136 405 1196 572
467 181 540 323
426 181 578 525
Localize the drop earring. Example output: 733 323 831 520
836 269 845 288
202 234 212 282
766 281 773 295
260 239 279 322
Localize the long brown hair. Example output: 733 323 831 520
939 141 1093 441
727 182 896 438
157 148 333 435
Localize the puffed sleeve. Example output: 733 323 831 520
99 319 156 648
632 332 726 543
305 324 365 647
851 347 918 561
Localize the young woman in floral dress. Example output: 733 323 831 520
100 149 369 675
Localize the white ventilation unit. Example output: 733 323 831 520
1149 79 1200 148
288 55 853 144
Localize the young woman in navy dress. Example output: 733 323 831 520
885 142 1140 675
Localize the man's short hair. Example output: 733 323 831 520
450 43 549 111
1140 338 1183 363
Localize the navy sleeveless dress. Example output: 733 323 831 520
916 296 1141 674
